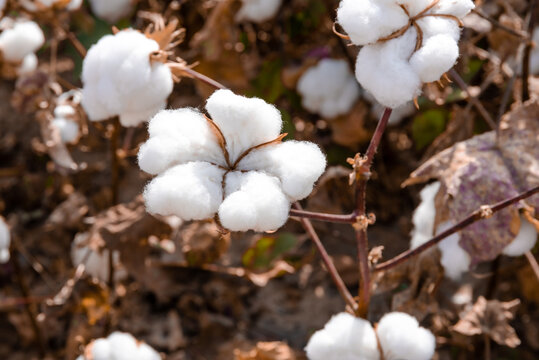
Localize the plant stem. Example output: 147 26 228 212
289 209 356 223
293 203 358 313
374 185 539 272
471 9 528 39
182 67 228 90
66 31 87 58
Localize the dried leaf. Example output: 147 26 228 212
181 220 230 266
234 341 297 360
330 101 371 148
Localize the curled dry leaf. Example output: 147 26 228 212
404 100 539 264
46 191 88 229
234 341 298 360
452 296 521 348
36 110 78 171
330 100 371 148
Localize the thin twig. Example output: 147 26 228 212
374 185 539 272
65 31 87 58
181 67 227 90
525 251 539 283
288 209 356 224
471 9 528 39
110 119 120 205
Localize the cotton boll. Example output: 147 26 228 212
337 0 409 45
90 338 111 360
138 109 226 175
305 312 380 360
410 182 440 249
0 19 45 62
411 34 459 83
376 312 435 360
0 217 10 264
20 0 82 11
235 0 282 23
89 0 133 23
437 221 471 280
219 171 290 232
531 28 539 75
17 53 38 75
502 216 538 256
53 117 80 143
144 162 225 221
237 140 326 201
206 89 282 162
80 332 160 360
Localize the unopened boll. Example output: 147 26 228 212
81 29 173 127
297 59 360 118
337 0 474 108
236 0 282 23
52 105 79 144
89 0 133 24
0 217 10 263
138 89 326 232
76 332 161 360
0 18 44 63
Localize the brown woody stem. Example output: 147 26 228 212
181 67 228 90
289 209 357 223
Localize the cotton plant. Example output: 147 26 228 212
235 0 283 23
297 58 360 119
88 0 134 24
0 217 10 264
336 0 475 108
305 312 435 360
138 89 326 232
411 182 538 280
76 332 161 360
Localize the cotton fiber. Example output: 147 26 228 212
502 215 538 256
0 217 10 263
235 0 282 23
337 0 474 108
437 221 470 280
89 0 133 23
76 332 161 360
410 181 440 249
52 105 79 144
297 59 360 118
81 29 173 127
139 89 326 232
0 18 44 63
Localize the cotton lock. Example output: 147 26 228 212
52 105 80 144
0 18 44 63
138 89 326 232
0 217 10 264
89 0 134 24
235 0 282 23
76 332 161 360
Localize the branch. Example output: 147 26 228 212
181 67 228 90
374 185 539 272
289 208 356 223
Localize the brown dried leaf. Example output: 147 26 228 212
330 100 371 148
46 191 88 229
37 110 78 171
234 341 297 360
181 221 230 266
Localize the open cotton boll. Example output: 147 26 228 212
17 53 38 75
20 0 82 11
0 217 10 264
502 216 538 256
81 29 173 127
531 28 539 75
410 33 459 83
235 0 282 23
71 233 125 282
437 221 470 280
89 0 133 23
410 182 440 249
0 19 45 62
77 332 161 360
376 312 435 360
305 312 380 360
296 59 360 118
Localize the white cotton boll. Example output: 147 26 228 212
432 0 475 19
206 89 282 162
17 53 38 75
237 140 326 201
356 29 422 109
219 171 290 232
53 117 80 144
20 0 82 11
410 182 440 249
89 0 133 23
0 20 45 62
138 109 226 175
70 233 124 282
81 29 173 127
376 312 435 360
296 59 360 118
80 332 161 360
337 0 409 45
411 34 459 83
437 221 470 280
0 217 10 264
235 0 282 23
90 338 111 360
502 216 538 256
531 28 539 75
305 312 380 360
144 162 225 221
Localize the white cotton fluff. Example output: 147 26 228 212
437 221 470 281
235 0 282 23
0 217 10 264
76 332 161 360
502 216 538 257
81 29 173 127
52 105 79 143
531 28 539 75
376 312 436 360
410 181 440 249
17 53 38 75
0 19 45 63
71 233 124 283
297 59 360 119
20 0 82 11
89 0 133 24
139 89 326 232
305 312 380 360
338 0 474 108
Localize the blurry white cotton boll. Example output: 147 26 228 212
0 217 10 264
20 0 82 11
531 28 539 75
305 312 380 360
81 29 173 127
235 0 282 23
52 105 79 143
89 0 133 24
437 221 470 280
502 216 538 256
337 0 474 108
376 312 436 360
76 332 161 360
0 18 45 63
17 53 38 75
297 59 360 118
139 89 326 232
410 181 440 249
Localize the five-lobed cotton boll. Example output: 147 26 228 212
297 58 360 119
88 0 133 24
81 29 173 127
76 332 161 360
235 0 282 23
0 217 10 264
